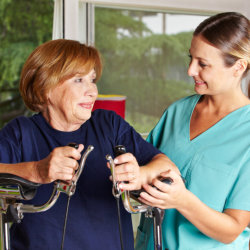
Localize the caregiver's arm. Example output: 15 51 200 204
178 193 250 243
139 170 250 244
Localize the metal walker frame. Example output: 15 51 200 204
0 144 166 250
0 145 94 250
106 146 168 250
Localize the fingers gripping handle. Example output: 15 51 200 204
57 143 94 196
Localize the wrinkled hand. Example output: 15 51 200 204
138 170 187 210
35 144 84 183
108 153 142 191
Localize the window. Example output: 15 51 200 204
95 8 208 134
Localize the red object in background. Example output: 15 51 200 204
92 95 126 119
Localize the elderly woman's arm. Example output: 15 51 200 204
0 144 83 183
111 153 180 190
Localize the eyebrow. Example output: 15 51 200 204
74 74 85 77
189 51 209 62
197 57 209 62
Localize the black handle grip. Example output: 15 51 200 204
68 143 79 149
114 145 126 157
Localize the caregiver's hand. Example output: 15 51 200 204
138 170 187 210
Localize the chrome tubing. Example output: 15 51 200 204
0 186 23 200
18 182 61 214
121 191 149 214
106 154 121 198
106 154 150 214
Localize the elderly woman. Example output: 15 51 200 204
0 39 177 250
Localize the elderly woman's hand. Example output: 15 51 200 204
110 153 142 191
34 144 84 183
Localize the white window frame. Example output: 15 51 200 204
52 0 249 96
53 0 95 45
53 0 250 42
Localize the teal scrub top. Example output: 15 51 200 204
135 94 250 250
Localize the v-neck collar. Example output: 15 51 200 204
188 95 201 142
188 95 250 142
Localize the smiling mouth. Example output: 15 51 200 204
79 103 93 109
195 80 206 86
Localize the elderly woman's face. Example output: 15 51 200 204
46 69 98 130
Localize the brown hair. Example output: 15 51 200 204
194 12 250 97
19 39 103 111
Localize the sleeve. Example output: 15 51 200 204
0 119 22 163
117 127 161 166
114 115 161 166
146 109 168 147
225 153 250 211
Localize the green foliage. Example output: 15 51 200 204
95 8 195 132
0 5 194 132
0 42 34 87
0 0 53 127
95 9 151 52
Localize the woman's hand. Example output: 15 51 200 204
109 152 142 191
138 170 187 210
34 144 84 183
107 152 181 192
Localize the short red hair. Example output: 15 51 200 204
19 39 102 112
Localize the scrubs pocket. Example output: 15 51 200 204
187 154 236 211
134 226 148 250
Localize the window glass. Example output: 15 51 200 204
95 8 208 134
0 0 54 127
